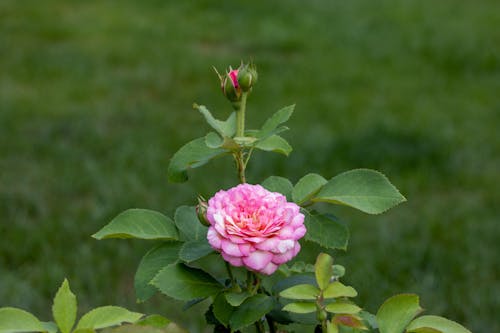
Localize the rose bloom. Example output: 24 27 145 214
206 184 306 275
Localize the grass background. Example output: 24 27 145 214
1 0 499 332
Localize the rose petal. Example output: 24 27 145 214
221 239 243 257
207 227 222 249
243 250 273 271
254 238 280 251
259 262 279 275
221 252 243 267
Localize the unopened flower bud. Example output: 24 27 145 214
237 62 258 92
196 196 210 227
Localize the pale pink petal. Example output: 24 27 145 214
292 225 307 239
207 227 222 249
221 252 243 267
221 239 243 257
271 249 295 264
278 226 294 239
228 235 245 244
293 242 301 256
277 239 295 254
238 243 253 256
243 250 273 271
290 213 305 228
254 238 280 251
259 261 279 275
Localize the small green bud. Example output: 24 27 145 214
196 196 210 226
237 62 258 92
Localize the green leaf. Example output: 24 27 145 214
292 173 328 205
315 253 333 290
92 209 178 240
178 240 214 262
230 295 274 331
323 282 358 299
134 242 183 302
325 301 362 314
52 279 77 333
305 213 349 251
257 105 295 139
76 306 143 330
167 137 228 183
136 315 171 327
261 176 293 200
212 294 234 327
313 169 406 214
0 307 44 333
205 132 224 148
327 321 339 333
195 104 236 137
224 291 251 307
279 284 320 300
407 315 472 333
332 314 367 330
152 263 223 301
174 206 208 241
281 302 316 314
254 135 292 156
40 322 57 333
376 294 423 333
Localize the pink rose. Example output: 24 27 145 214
206 184 306 275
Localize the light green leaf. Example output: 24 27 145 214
230 295 274 331
327 320 339 333
212 294 234 327
134 242 183 302
224 291 251 307
174 206 208 241
315 253 333 290
52 279 77 333
92 209 178 240
407 315 472 333
0 307 44 333
205 132 224 148
152 264 223 301
313 169 406 214
323 282 358 299
279 284 320 300
282 302 316 314
376 294 423 333
304 213 349 251
261 176 293 200
167 137 228 183
76 306 143 330
72 329 95 333
292 173 328 205
257 105 295 139
325 301 361 314
178 240 214 262
40 322 57 333
195 104 236 137
136 315 171 327
254 135 292 156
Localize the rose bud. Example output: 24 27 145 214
196 196 210 227
215 66 242 103
237 62 258 92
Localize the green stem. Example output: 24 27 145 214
254 319 265 333
225 261 236 286
236 92 247 138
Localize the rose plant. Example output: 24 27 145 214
0 62 472 333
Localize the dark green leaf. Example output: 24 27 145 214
281 302 316 314
407 315 472 333
230 295 274 331
292 173 328 205
315 253 333 290
52 279 77 333
152 264 223 301
258 105 295 139
279 284 320 300
76 306 143 330
304 213 349 250
261 176 293 200
134 242 183 302
313 169 406 214
167 137 228 183
178 240 214 262
224 291 251 307
376 294 423 333
174 206 208 242
0 307 44 333
212 294 234 327
92 209 178 240
254 135 292 156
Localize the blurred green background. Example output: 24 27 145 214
1 0 499 332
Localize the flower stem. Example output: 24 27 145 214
236 92 247 138
224 261 236 286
